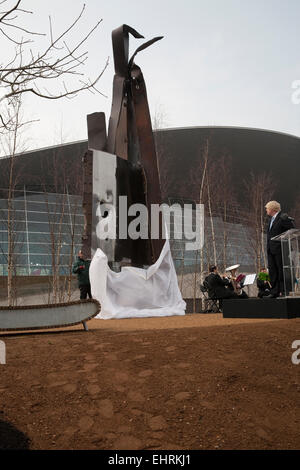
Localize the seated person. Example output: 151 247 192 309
256 268 271 298
224 264 249 299
204 265 240 301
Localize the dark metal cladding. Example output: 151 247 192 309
129 63 164 262
81 149 93 260
87 112 107 151
82 113 107 259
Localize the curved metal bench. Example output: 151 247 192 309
0 299 100 332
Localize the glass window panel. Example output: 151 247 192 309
12 200 25 210
0 231 8 242
59 255 73 265
10 191 24 200
28 232 50 243
7 222 27 232
28 222 50 233
0 208 7 218
70 215 84 225
9 254 28 264
73 225 83 235
26 202 48 212
29 254 52 265
25 193 45 202
29 244 50 254
69 204 83 214
0 253 7 263
0 220 26 232
27 222 75 233
27 212 51 223
60 245 73 256
14 210 26 221
0 209 26 221
11 243 27 254
50 215 73 225
0 242 7 253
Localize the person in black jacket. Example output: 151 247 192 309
265 201 295 298
205 265 240 301
72 250 92 300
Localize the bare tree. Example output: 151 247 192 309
243 172 275 271
39 148 83 304
0 94 30 305
152 103 168 131
0 1 108 132
207 152 237 271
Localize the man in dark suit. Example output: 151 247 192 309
265 201 295 298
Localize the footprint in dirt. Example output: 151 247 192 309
93 343 112 350
48 381 68 388
46 372 62 383
174 392 191 401
87 384 101 395
127 391 145 403
114 371 129 383
103 353 118 361
78 416 94 432
113 436 143 450
97 399 114 418
165 346 176 352
115 385 126 393
176 363 191 369
62 384 77 394
64 426 78 437
138 370 153 378
134 354 146 360
83 363 98 372
148 416 168 431
84 353 96 361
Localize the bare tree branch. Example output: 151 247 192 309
0 1 108 132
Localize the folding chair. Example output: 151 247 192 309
200 282 222 313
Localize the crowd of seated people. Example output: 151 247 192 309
203 263 276 307
204 264 248 307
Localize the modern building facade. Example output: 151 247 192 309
0 126 299 278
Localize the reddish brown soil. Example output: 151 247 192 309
1 314 300 450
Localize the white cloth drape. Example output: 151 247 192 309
89 240 186 319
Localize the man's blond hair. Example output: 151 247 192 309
265 200 281 212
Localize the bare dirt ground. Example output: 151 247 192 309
1 313 300 450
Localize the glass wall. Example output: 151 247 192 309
167 197 259 274
0 188 84 276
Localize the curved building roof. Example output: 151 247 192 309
155 126 300 210
1 125 299 210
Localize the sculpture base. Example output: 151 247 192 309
222 297 300 319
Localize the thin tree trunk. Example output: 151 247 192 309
198 140 208 312
7 101 20 306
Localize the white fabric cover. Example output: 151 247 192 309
89 240 186 319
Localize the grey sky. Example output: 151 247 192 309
7 0 300 150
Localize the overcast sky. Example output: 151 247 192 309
4 0 300 151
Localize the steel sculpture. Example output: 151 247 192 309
82 25 165 267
